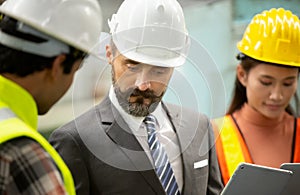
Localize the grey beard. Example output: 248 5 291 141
114 86 161 117
111 66 164 117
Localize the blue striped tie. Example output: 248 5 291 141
144 114 180 195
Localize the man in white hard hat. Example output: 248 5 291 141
50 0 223 194
0 0 102 194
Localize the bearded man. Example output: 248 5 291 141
49 0 223 194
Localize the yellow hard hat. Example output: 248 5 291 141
237 8 300 67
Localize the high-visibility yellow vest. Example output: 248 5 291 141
213 115 300 185
0 75 75 195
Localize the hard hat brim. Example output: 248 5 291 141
121 49 187 67
0 1 102 57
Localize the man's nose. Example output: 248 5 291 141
135 71 151 91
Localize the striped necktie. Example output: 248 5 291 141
144 114 180 195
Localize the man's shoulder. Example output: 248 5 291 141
52 99 111 137
163 102 208 120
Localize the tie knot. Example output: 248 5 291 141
143 114 156 134
144 114 156 123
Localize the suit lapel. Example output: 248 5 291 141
99 97 165 194
163 103 195 195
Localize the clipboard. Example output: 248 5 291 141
221 162 293 195
280 163 300 195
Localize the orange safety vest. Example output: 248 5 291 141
213 115 300 185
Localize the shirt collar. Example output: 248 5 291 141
0 75 38 129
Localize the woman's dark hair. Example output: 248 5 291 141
0 15 85 77
227 53 299 116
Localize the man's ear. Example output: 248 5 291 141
106 45 113 65
49 54 66 81
237 64 247 87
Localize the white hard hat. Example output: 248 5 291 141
0 0 103 56
108 0 190 67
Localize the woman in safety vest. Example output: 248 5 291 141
212 8 300 185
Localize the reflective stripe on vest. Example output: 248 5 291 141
0 107 16 122
293 118 300 162
214 116 300 185
213 115 252 185
0 107 75 195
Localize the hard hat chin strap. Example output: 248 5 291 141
0 22 70 57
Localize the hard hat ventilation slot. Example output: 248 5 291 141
156 4 164 13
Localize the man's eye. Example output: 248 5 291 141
127 64 140 72
153 70 165 75
152 68 169 75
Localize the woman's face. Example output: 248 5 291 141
237 63 299 119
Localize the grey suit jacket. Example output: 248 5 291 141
49 96 223 195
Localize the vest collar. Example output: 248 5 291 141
0 75 38 129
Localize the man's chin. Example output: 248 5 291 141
127 103 150 117
119 101 159 117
